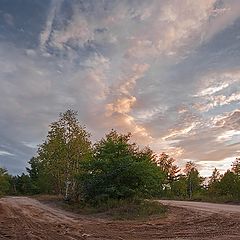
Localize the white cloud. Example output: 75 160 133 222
193 70 240 112
162 122 200 141
198 157 236 177
195 83 230 97
126 0 218 59
217 130 240 142
0 150 14 156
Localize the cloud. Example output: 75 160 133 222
118 64 150 95
51 14 93 49
164 106 240 169
125 0 221 60
198 157 235 176
102 63 152 143
217 130 240 143
106 96 136 116
193 70 240 112
3 13 14 26
40 0 64 49
204 0 240 41
1 0 240 177
0 150 14 156
194 92 240 112
215 109 240 130
162 122 200 141
195 83 230 97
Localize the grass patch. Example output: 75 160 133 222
60 198 167 220
32 194 62 202
104 199 167 220
32 194 167 220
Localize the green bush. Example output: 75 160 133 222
78 130 165 202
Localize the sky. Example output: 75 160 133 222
0 0 240 176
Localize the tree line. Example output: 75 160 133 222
1 110 240 204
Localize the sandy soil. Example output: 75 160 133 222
1 197 240 240
159 200 240 214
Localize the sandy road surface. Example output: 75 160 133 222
1 197 240 240
159 200 240 214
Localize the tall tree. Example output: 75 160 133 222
31 110 92 197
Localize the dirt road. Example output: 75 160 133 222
1 197 240 240
159 200 240 214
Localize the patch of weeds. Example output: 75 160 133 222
104 199 167 220
61 198 167 220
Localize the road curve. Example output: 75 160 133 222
159 200 240 214
1 197 240 239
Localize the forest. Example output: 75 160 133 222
1 110 240 205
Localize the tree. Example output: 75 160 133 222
78 130 165 203
209 168 221 185
208 168 221 196
13 173 38 195
27 157 40 181
170 174 188 198
232 158 240 176
0 167 11 196
184 161 203 199
26 157 51 194
157 152 180 181
218 170 240 199
156 152 181 197
29 110 92 198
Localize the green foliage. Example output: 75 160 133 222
0 167 11 196
61 198 166 220
203 160 240 201
163 161 204 199
208 168 221 196
78 130 165 202
97 199 166 220
5 109 240 207
169 175 188 198
13 173 39 195
194 159 240 202
183 161 204 199
218 170 240 199
26 157 52 194
28 110 92 197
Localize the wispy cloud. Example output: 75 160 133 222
0 150 14 156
